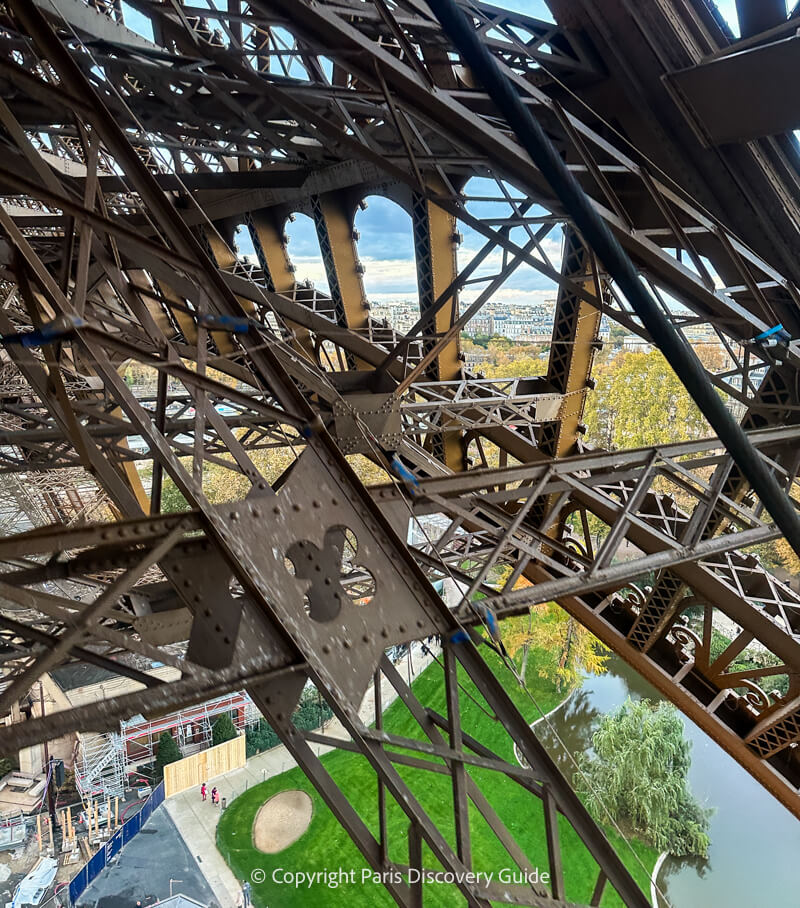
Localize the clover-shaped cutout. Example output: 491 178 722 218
285 526 375 623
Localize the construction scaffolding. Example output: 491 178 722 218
75 691 260 800
75 732 126 802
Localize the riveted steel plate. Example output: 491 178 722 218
134 607 193 647
160 542 243 670
216 450 444 710
332 392 402 455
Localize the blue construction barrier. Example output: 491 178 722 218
68 781 165 905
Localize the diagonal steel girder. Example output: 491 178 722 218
1 0 800 892
0 3 660 903
377 428 800 816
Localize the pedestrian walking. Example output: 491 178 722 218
241 880 251 907
211 786 218 806
200 782 207 802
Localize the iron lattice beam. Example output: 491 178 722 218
0 0 797 903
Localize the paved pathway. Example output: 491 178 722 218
76 806 217 908
166 642 440 907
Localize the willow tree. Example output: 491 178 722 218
574 698 711 857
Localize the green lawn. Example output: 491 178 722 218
218 645 658 907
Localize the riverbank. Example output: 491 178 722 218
532 655 800 907
217 646 657 907
511 679 664 907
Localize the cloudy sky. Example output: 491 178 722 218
117 0 747 302
260 203 564 306
234 0 745 303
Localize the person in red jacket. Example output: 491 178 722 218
200 782 207 802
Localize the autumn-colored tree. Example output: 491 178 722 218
462 336 548 379
774 537 800 575
495 568 608 689
346 453 391 486
694 343 728 372
503 600 609 691
478 355 547 379
155 442 391 514
584 350 710 449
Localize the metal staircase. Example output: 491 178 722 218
75 732 126 800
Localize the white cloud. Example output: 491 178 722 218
289 241 563 301
288 257 329 289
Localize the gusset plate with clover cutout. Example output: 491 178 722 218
214 450 444 712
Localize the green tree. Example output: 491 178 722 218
495 569 608 688
245 719 279 758
584 351 709 449
574 698 711 857
707 629 789 698
155 731 182 779
607 324 628 347
212 713 238 746
159 477 189 513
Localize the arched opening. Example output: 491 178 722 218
353 195 416 333
283 211 330 295
455 176 562 382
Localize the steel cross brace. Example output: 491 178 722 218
382 430 800 815
0 3 655 904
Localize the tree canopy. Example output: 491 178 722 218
155 731 182 779
574 697 711 857
461 335 548 378
504 602 608 691
584 351 710 449
212 713 238 746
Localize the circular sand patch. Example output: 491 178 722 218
252 790 313 853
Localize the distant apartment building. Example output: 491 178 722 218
468 315 494 335
370 300 419 334
621 336 654 353
372 298 562 343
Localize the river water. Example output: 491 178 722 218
532 656 800 907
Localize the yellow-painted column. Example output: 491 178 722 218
246 209 316 361
544 229 601 459
531 229 601 541
411 186 463 468
310 191 371 370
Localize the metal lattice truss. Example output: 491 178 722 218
0 0 797 905
0 375 564 472
377 427 800 805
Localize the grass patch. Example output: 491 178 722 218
218 642 657 907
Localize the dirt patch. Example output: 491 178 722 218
252 790 313 854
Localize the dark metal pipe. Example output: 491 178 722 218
427 0 800 560
150 369 168 515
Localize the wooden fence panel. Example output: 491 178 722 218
163 736 245 798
